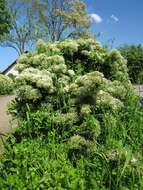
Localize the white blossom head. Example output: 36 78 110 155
36 39 47 53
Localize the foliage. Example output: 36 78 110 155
14 38 130 111
0 137 87 190
0 0 42 55
0 0 91 55
1 38 143 189
10 38 132 150
31 0 91 42
0 0 11 38
0 74 14 95
1 94 143 189
119 44 143 84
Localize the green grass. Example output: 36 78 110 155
0 93 143 189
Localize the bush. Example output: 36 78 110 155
13 38 131 114
2 94 143 189
3 38 143 189
10 38 132 144
9 38 134 158
119 44 143 84
8 39 132 151
0 74 14 95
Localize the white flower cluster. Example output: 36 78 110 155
15 38 132 133
48 43 60 55
108 50 129 82
16 53 33 72
70 71 106 97
36 39 47 53
96 90 123 110
77 38 96 50
47 55 65 65
16 44 75 101
69 71 125 111
16 68 55 99
51 63 67 74
16 64 28 73
0 74 14 95
80 104 92 117
32 54 48 67
17 85 42 102
81 50 91 56
68 135 96 155
58 40 79 55
53 112 79 126
67 70 75 77
17 53 66 73
58 75 70 87
103 80 127 100
17 53 30 65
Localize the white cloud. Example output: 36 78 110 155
110 14 119 23
89 13 102 23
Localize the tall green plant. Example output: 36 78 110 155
0 74 14 95
119 44 143 84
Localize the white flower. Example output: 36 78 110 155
17 85 42 101
17 53 29 65
96 90 123 110
67 69 75 77
17 68 54 93
15 64 28 72
51 64 67 74
32 54 48 67
131 157 137 166
58 75 70 87
0 74 14 94
54 112 79 125
59 40 79 55
80 104 91 117
36 39 47 53
49 43 60 54
47 55 65 65
63 86 70 93
81 50 91 56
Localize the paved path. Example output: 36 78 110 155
0 95 16 133
0 95 16 154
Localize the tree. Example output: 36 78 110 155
119 44 143 84
0 0 91 55
34 0 91 42
0 0 11 37
0 0 41 55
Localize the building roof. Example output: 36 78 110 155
1 51 28 75
2 60 17 75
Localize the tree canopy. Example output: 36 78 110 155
0 0 91 55
0 0 40 55
33 0 91 42
0 0 11 38
119 44 143 84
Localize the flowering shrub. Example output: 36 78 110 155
11 38 134 157
0 74 14 95
3 38 143 189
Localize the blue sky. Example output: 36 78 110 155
0 0 143 71
86 0 143 47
